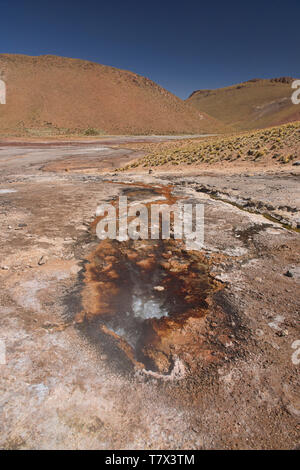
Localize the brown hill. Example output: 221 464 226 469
186 77 300 131
0 54 223 137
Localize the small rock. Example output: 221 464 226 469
284 270 293 278
276 329 289 337
256 329 264 337
292 161 300 166
76 225 88 231
285 267 300 281
42 321 60 329
38 255 47 266
0 265 9 270
153 285 164 292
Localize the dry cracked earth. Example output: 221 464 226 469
0 137 299 450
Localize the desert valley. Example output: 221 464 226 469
0 53 299 450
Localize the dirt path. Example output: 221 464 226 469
0 139 299 449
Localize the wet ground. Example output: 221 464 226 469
0 138 299 449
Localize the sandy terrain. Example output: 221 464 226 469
0 137 299 449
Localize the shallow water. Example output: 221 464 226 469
0 189 17 194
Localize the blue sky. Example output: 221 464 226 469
0 0 299 98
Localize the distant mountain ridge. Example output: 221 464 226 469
186 77 300 130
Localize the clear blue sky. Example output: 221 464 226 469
0 0 299 99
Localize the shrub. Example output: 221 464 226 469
84 127 100 136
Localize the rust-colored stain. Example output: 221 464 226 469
77 182 233 374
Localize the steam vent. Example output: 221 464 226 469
75 183 238 378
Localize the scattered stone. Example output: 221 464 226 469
42 321 60 329
292 161 300 166
153 285 165 291
284 267 300 280
38 255 48 266
276 329 289 337
256 329 264 337
0 265 9 270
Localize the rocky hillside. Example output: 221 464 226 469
0 54 223 137
187 78 300 130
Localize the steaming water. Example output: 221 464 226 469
132 296 168 320
105 292 169 351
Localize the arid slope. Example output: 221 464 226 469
120 122 300 170
0 54 223 136
187 78 300 130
